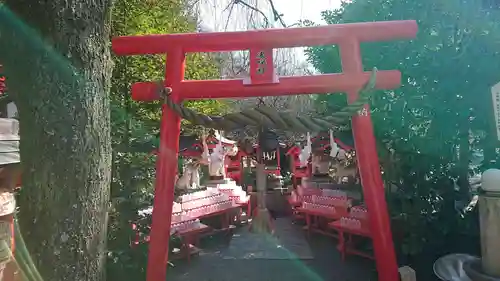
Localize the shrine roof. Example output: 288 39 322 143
288 131 355 153
252 142 286 148
205 133 236 145
286 146 301 155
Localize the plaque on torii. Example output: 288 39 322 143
243 49 279 85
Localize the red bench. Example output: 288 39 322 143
173 222 210 263
296 205 349 238
328 206 373 261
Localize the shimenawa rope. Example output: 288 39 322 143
157 68 379 133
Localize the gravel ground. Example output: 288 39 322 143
166 218 377 281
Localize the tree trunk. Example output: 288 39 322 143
0 2 112 281
458 115 471 200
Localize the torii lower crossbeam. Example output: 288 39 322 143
112 20 418 281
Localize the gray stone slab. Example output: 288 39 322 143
167 217 375 281
218 218 313 260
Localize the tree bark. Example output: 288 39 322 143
0 1 112 281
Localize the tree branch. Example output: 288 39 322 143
223 2 236 31
234 0 271 28
266 0 287 28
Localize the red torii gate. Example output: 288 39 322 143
112 20 418 281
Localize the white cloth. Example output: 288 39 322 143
298 133 311 167
208 133 225 177
329 130 339 158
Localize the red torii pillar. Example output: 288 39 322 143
112 20 418 281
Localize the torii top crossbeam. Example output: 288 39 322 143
112 20 418 281
113 21 416 54
113 21 417 101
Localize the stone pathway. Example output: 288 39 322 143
216 218 314 260
166 218 376 281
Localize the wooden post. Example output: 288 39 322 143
256 163 266 209
249 163 275 234
340 39 399 281
478 169 500 277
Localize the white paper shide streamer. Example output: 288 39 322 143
329 130 339 158
298 132 312 167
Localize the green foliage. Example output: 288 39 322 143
111 0 229 142
306 0 499 274
107 0 230 280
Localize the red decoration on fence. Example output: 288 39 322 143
0 65 6 95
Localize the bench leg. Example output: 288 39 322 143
305 214 311 238
247 201 251 218
186 243 191 263
338 231 346 262
180 237 191 264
